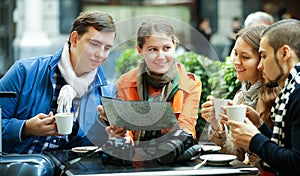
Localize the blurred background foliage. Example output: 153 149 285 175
115 48 241 138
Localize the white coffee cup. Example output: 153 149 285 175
225 105 247 122
55 113 73 135
214 99 230 120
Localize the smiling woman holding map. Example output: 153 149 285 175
100 17 201 145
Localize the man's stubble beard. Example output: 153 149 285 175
265 54 284 88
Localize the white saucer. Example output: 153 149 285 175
201 145 221 152
200 154 237 166
71 146 98 153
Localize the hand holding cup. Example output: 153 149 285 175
225 105 247 122
214 99 230 120
54 113 74 135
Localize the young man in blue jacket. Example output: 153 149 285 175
0 10 116 154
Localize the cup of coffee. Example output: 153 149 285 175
214 99 230 120
225 105 246 122
55 113 73 135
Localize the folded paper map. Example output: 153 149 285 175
100 96 180 130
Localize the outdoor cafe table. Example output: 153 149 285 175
45 148 258 176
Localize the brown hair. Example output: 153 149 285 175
259 83 281 128
68 10 116 44
236 24 268 55
136 18 179 49
261 19 300 59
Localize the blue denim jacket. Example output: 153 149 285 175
0 48 116 153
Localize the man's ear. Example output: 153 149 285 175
70 31 78 47
280 45 291 62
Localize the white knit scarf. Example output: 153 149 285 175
58 43 97 98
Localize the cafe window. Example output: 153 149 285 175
197 0 218 33
59 0 81 34
0 0 15 77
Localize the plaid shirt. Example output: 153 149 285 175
27 67 69 154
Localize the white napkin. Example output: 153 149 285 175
57 85 77 113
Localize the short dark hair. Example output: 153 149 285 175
68 11 116 44
261 19 300 59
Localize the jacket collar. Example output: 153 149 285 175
176 62 194 93
123 62 195 94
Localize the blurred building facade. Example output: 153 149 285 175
0 0 299 78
